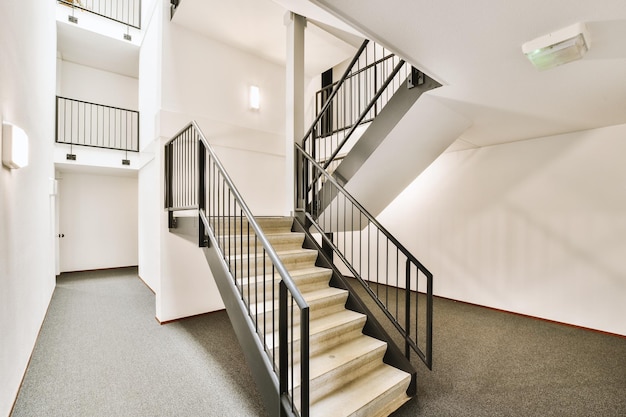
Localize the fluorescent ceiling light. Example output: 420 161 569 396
2 121 29 169
522 22 590 70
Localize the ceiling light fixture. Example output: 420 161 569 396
522 22 590 71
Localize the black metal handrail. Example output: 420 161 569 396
303 40 410 170
296 143 433 369
56 96 139 153
165 121 311 417
58 0 141 29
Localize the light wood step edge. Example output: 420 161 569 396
218 232 305 249
250 287 349 327
239 267 332 294
227 250 319 277
291 335 388 404
265 309 367 355
309 364 412 417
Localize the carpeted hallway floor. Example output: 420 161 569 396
11 267 626 416
11 268 267 417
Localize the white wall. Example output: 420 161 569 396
138 0 162 152
137 1 288 321
161 17 285 138
138 156 161 293
136 0 162 295
212 145 288 216
0 1 57 416
377 124 626 336
58 171 138 272
58 60 138 110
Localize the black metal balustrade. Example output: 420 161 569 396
56 96 139 153
58 0 141 29
304 40 410 170
296 144 433 369
165 122 310 417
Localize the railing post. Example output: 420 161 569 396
279 281 288 417
166 142 175 229
300 306 310 417
197 135 208 247
426 270 434 370
405 259 411 359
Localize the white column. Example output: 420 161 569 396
284 12 306 215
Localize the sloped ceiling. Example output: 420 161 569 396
307 0 626 147
172 0 358 77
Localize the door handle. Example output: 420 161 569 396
58 234 65 238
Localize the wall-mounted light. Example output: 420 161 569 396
522 22 590 71
249 85 260 110
2 121 29 169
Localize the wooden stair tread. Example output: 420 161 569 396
227 247 318 260
239 266 332 284
310 365 412 417
290 335 387 388
309 335 387 380
250 287 347 315
265 309 366 349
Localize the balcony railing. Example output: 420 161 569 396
58 0 141 29
56 96 139 153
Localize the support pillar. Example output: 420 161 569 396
285 12 306 215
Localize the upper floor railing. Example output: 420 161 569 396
303 40 410 170
165 121 310 417
58 0 141 29
56 96 139 154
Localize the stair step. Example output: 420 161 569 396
309 364 412 417
239 267 333 300
266 309 367 356
227 249 319 277
219 232 305 253
218 216 293 234
293 335 388 404
250 287 349 328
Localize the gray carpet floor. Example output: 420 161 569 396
11 268 267 417
11 267 626 416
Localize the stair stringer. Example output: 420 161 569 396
201 226 281 417
292 214 418 397
315 92 472 232
333 75 442 187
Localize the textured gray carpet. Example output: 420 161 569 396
12 268 626 416
11 267 267 417
392 296 626 417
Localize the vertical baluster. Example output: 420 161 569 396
405 259 411 359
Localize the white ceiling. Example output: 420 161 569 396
57 20 139 78
56 0 626 148
307 0 626 148
171 0 359 77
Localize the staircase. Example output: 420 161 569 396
164 34 436 415
225 216 412 417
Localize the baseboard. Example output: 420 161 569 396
156 309 228 325
345 275 626 339
435 294 626 340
